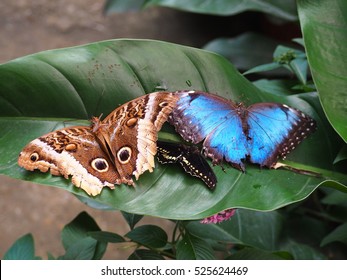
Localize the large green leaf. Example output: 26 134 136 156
297 0 347 142
104 0 298 21
0 39 346 220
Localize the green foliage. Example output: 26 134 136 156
176 232 215 260
125 225 168 248
5 206 345 259
121 211 144 229
60 212 107 259
298 0 347 143
321 223 347 246
244 45 309 86
2 0 347 260
204 32 286 74
0 40 345 220
104 0 298 21
3 234 41 260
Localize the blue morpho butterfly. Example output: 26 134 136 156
168 91 316 171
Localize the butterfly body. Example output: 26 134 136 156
18 92 179 196
169 91 316 170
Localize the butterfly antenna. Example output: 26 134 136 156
273 162 322 177
93 88 105 116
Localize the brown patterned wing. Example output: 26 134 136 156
18 126 123 196
93 91 180 181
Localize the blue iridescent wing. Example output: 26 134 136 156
169 91 248 170
203 114 248 170
170 91 316 171
170 91 233 143
246 103 316 167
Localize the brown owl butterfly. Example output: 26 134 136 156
18 91 180 196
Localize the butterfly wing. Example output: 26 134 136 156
157 141 217 190
157 141 183 164
169 91 248 170
202 113 248 170
18 126 122 196
169 91 316 170
94 91 180 182
246 103 316 167
169 91 233 143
